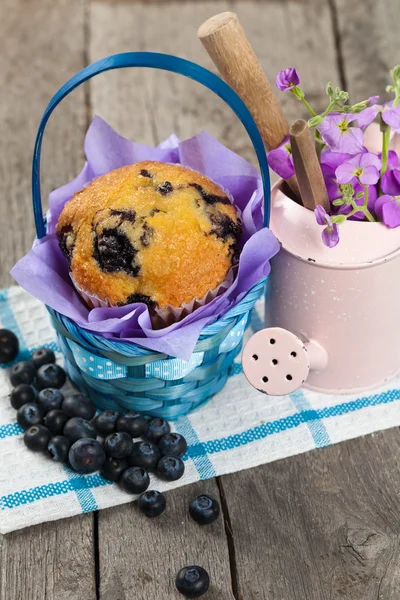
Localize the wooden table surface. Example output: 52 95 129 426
1 0 400 598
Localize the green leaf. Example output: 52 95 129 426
332 199 345 206
355 192 364 199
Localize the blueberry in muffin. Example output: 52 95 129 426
56 161 241 309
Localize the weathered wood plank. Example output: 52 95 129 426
97 480 234 599
221 429 400 600
0 515 96 600
0 2 95 599
0 0 87 288
332 0 400 102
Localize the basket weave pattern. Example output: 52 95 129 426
48 280 265 419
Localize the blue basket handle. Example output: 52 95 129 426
32 52 271 239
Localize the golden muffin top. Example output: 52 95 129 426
56 161 241 309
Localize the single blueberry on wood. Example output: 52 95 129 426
44 409 69 436
37 388 64 414
9 361 36 386
36 363 66 390
63 417 96 442
189 494 220 526
24 425 51 452
10 384 36 410
69 438 106 474
47 435 71 462
138 490 166 518
17 403 43 430
120 466 150 494
31 347 56 369
62 394 96 420
0 329 19 363
175 566 210 598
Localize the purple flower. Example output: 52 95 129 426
317 114 364 154
374 194 400 228
356 105 381 128
381 102 400 132
335 152 381 185
320 151 352 201
381 150 400 195
268 136 295 179
314 205 339 248
276 68 300 92
356 101 400 132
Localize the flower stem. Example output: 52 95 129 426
380 116 391 178
300 96 317 117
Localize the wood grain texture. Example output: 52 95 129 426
332 0 400 101
221 429 400 599
0 0 87 288
0 514 96 600
97 480 234 599
0 2 95 600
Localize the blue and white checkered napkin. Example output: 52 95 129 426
1 286 400 534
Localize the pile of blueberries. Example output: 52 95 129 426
1 328 220 598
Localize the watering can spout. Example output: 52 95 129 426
242 327 328 395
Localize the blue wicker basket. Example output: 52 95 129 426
31 52 271 419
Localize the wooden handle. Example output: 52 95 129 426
198 12 299 199
198 12 289 151
289 119 330 212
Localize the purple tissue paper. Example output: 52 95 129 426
11 117 279 360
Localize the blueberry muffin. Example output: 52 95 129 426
56 161 241 309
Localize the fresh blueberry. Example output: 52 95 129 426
37 388 64 414
189 494 220 526
117 411 147 438
24 425 51 452
158 433 188 458
156 456 185 481
94 410 120 436
31 347 56 369
175 566 210 598
10 384 36 410
17 403 43 430
63 417 96 442
36 363 66 390
43 409 69 435
9 361 36 386
101 457 128 482
61 394 96 420
104 432 134 459
120 466 150 494
138 490 166 518
69 438 106 474
0 329 19 363
128 440 160 471
145 418 171 444
47 435 71 462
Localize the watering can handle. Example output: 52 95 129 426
31 52 271 239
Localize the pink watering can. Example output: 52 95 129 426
198 12 400 396
242 181 400 395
